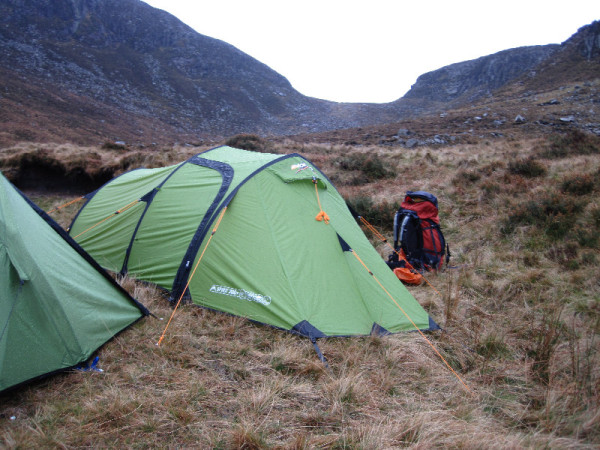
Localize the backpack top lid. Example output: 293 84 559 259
402 191 440 224
405 191 438 208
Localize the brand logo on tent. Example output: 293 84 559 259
291 163 309 173
209 285 272 306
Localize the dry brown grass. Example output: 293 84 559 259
0 142 211 194
1 133 599 448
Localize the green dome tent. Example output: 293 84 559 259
0 173 148 394
69 146 438 342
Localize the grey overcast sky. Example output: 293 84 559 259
142 0 599 103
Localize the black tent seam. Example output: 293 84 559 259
120 188 158 275
120 157 212 274
170 158 235 299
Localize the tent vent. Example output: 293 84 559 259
371 323 391 336
140 189 157 203
429 316 441 331
291 320 327 339
337 234 352 252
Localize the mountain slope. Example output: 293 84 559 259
0 0 597 145
402 45 560 105
0 0 319 137
509 20 600 91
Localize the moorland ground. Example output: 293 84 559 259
0 129 599 448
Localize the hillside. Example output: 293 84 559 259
1 127 599 447
0 0 597 146
0 0 400 144
284 22 600 150
402 45 560 104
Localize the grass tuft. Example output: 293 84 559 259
538 130 600 159
507 157 547 178
224 134 276 153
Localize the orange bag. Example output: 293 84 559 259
393 267 424 285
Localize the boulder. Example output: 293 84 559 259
405 138 419 148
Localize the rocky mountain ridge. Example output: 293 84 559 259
403 45 560 104
0 0 598 145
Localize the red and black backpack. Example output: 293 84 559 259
389 191 450 271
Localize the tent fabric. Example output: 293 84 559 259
0 173 148 394
70 146 438 338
